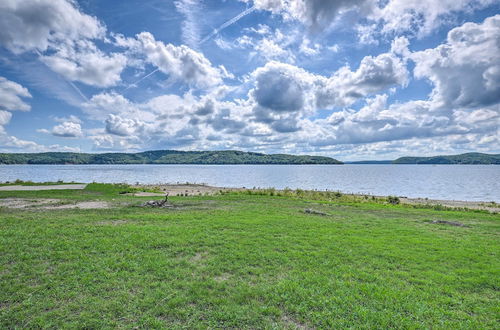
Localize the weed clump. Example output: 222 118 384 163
387 196 400 205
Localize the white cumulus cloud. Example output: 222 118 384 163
124 32 233 89
41 41 127 88
411 15 500 110
0 77 32 112
0 0 104 53
51 121 83 138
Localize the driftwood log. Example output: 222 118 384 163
141 193 172 208
304 208 329 216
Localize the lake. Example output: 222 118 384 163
0 164 499 202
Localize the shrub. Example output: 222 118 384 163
387 196 400 205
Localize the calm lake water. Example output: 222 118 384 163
0 164 499 202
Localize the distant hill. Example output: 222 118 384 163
393 153 500 165
0 150 343 165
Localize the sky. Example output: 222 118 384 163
0 0 499 161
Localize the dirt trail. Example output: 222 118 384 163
0 184 87 191
0 198 109 209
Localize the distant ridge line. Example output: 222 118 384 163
0 151 497 165
393 152 500 165
0 150 343 165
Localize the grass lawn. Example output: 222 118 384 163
0 184 499 328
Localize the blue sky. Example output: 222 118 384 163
0 0 499 160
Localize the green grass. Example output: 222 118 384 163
0 184 499 328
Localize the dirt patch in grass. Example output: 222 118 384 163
0 198 62 208
190 252 208 264
214 273 231 282
281 314 311 330
0 198 114 210
44 201 110 209
96 220 129 225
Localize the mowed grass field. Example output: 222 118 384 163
0 184 499 328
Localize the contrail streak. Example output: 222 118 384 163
68 81 89 102
200 5 256 44
123 68 160 91
34 50 89 103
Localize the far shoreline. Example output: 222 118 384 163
1 181 497 212
132 183 500 212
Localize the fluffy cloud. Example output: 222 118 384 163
0 127 81 152
315 52 408 108
255 38 295 62
411 15 500 110
0 1 128 88
307 133 499 161
194 98 216 116
0 135 40 151
83 90 247 150
51 121 83 137
370 0 496 37
122 32 232 89
82 92 148 121
245 47 408 133
252 62 310 112
246 0 496 39
289 100 499 151
297 16 498 151
247 0 373 30
83 89 499 156
250 48 408 113
233 27 298 63
105 114 144 137
0 77 32 111
0 0 104 53
41 41 127 88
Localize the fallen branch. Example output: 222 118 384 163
430 220 468 227
304 208 329 216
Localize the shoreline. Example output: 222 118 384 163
133 183 500 213
0 181 497 212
